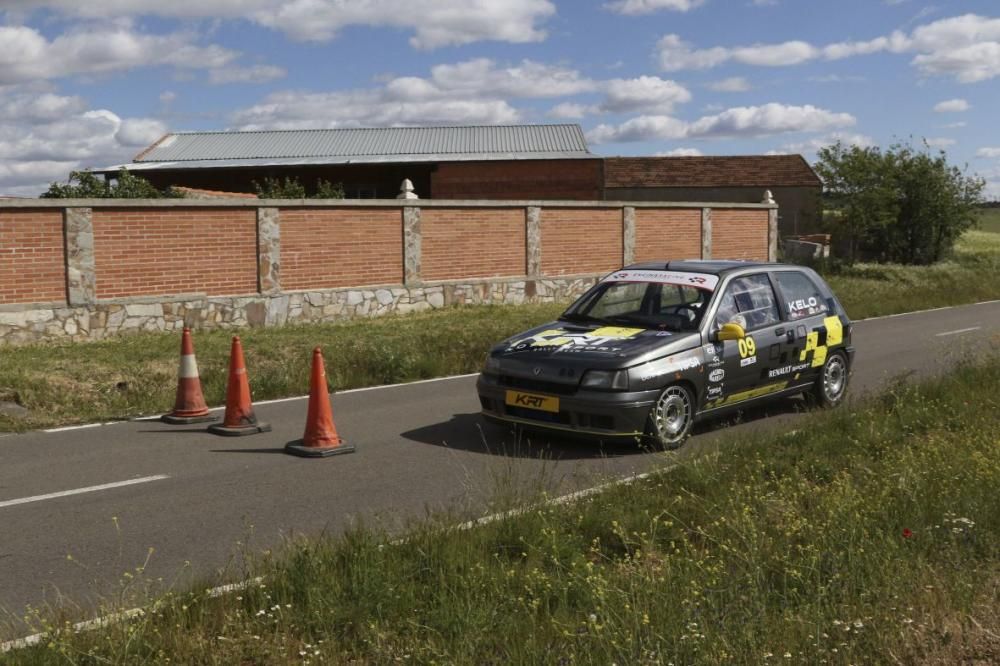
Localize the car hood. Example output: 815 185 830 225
492 320 702 371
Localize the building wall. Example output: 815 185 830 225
431 159 602 200
280 208 404 289
92 208 258 299
422 208 526 281
605 186 821 236
0 200 774 343
633 208 702 262
712 209 771 260
0 209 66 304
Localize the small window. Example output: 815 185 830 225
774 271 828 321
714 274 780 331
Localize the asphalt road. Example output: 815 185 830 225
1 300 998 636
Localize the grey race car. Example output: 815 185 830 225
476 260 855 448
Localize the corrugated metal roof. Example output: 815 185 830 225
133 124 591 163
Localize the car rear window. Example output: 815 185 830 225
774 271 829 320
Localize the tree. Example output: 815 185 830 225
253 176 345 199
42 168 177 199
815 141 984 264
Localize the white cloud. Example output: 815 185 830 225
975 147 1000 158
7 0 557 50
687 103 856 138
547 103 592 119
655 13 1000 83
586 103 856 143
924 137 956 148
775 132 876 156
0 23 242 85
943 121 967 128
933 98 970 112
208 64 287 85
604 0 705 14
600 76 691 113
654 147 703 156
706 77 750 92
0 88 167 195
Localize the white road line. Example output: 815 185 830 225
0 475 169 510
858 299 1000 322
935 326 982 337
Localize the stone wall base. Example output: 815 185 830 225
0 276 600 345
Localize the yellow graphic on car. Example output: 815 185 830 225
800 315 845 368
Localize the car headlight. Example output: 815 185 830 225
580 369 629 390
483 353 501 374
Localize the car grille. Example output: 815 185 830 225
498 375 578 396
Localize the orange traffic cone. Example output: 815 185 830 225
162 327 217 424
208 336 271 436
285 347 355 458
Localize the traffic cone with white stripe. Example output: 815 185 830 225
161 327 217 424
285 347 355 458
208 336 271 436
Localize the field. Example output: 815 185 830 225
976 206 1000 234
5 349 999 664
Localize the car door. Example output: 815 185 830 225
771 269 840 382
702 273 787 409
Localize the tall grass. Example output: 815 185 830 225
6 351 999 664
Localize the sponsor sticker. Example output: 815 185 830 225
507 326 643 354
740 356 757 367
768 362 812 379
505 390 559 413
709 369 725 382
706 385 723 398
602 270 719 291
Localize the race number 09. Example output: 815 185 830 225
738 336 757 359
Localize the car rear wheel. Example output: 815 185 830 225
648 384 694 449
812 350 849 407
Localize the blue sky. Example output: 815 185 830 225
1 0 998 197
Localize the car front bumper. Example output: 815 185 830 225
476 373 660 439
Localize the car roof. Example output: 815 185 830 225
622 259 788 277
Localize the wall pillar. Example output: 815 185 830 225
701 207 712 260
257 207 281 295
526 206 542 277
65 207 96 306
622 206 636 265
768 207 779 262
403 205 422 285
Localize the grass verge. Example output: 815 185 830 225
2 230 999 432
5 349 999 663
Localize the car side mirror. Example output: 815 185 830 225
716 322 746 341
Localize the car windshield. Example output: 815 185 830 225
563 269 717 331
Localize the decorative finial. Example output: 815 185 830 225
397 178 419 200
761 189 775 204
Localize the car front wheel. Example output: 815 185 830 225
648 383 694 449
812 350 849 407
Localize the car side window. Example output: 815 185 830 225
774 271 829 321
713 274 781 331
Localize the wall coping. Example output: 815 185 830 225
0 198 777 210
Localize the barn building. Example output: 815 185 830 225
103 124 822 235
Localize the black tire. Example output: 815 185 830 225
647 383 695 450
811 350 849 407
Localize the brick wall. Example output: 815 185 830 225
634 208 702 263
432 160 602 200
711 209 769 260
0 210 66 304
92 208 257 298
422 208 525 281
281 208 403 289
541 208 622 276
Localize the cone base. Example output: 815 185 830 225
208 422 272 437
284 440 356 458
161 413 218 425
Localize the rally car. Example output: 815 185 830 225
476 260 854 448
